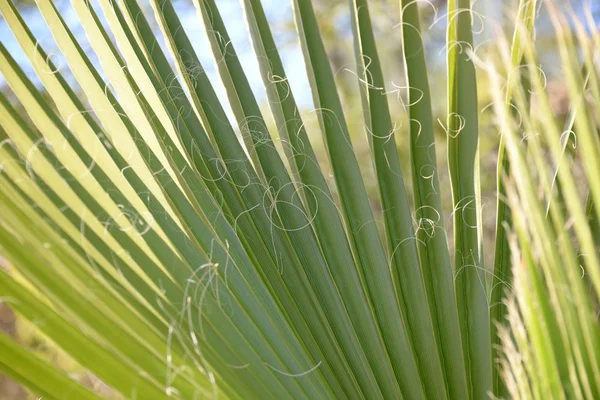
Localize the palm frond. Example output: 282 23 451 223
0 0 598 399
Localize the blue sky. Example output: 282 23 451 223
0 0 310 111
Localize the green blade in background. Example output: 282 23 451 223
491 2 537 395
0 331 104 400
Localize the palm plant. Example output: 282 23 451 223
0 0 598 398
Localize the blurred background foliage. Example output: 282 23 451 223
0 0 597 398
